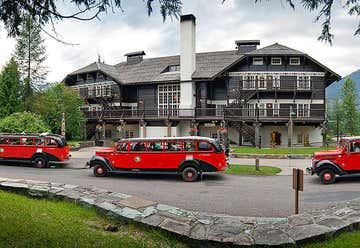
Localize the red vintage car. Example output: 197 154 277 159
307 137 360 184
0 133 70 168
88 137 228 182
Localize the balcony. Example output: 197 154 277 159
82 107 325 123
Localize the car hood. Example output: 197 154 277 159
314 149 342 158
95 147 116 155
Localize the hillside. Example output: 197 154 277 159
326 69 360 100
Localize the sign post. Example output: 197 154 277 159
292 168 304 214
61 112 66 137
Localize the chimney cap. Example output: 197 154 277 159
124 51 146 57
235 40 260 46
180 14 196 23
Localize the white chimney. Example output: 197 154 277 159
179 14 196 111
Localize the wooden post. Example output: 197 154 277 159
255 158 260 172
293 168 304 214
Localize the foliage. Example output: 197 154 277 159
0 111 50 133
0 190 188 248
225 165 281 175
327 98 344 136
230 146 335 155
31 83 85 140
340 77 359 135
0 57 22 118
14 14 48 98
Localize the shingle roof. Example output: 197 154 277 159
246 43 304 55
65 43 340 84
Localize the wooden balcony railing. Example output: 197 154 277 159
82 107 325 122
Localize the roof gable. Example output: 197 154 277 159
246 43 304 55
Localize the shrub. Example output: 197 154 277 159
0 111 50 133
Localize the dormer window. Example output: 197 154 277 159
168 64 180 72
271 57 282 65
252 57 264 65
97 72 104 79
76 74 82 82
289 57 300 65
86 73 93 80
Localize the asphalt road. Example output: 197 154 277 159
1 149 360 217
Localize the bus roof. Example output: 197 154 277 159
0 133 64 139
340 136 360 141
116 136 217 143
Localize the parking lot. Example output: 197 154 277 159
1 147 360 217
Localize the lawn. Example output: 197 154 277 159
0 190 188 248
224 165 281 175
304 229 360 248
230 146 336 155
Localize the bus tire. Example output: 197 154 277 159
33 156 48 169
94 164 108 177
181 166 199 182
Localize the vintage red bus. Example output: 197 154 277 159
0 133 70 168
89 137 228 182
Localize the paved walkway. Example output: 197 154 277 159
229 158 311 175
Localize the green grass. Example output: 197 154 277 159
224 165 281 175
230 146 336 155
303 229 360 248
0 190 189 248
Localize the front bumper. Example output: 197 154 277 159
306 166 314 175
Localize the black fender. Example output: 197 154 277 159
89 156 114 171
31 152 60 162
178 159 201 173
315 160 345 175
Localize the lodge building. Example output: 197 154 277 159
63 14 340 147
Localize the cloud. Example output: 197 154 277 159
0 0 358 81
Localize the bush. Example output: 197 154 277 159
0 111 50 133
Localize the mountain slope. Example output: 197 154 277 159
326 69 360 100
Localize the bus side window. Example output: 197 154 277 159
0 137 8 145
22 138 34 146
35 138 44 146
198 141 212 151
184 141 195 151
46 138 58 147
9 138 20 145
147 142 163 152
130 142 146 152
117 142 128 152
165 141 182 151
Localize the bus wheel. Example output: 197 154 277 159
33 157 48 169
94 164 108 177
181 167 199 182
319 169 336 184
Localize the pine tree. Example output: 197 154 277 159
0 57 22 118
341 77 359 136
14 15 48 99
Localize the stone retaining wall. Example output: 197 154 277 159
0 177 359 246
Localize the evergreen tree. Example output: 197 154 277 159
341 77 359 135
0 58 22 118
14 15 48 99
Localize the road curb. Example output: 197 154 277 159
0 177 358 246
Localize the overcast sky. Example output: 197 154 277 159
0 0 359 82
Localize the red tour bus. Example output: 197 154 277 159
89 136 228 182
0 133 70 168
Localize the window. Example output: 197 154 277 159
297 76 311 90
242 76 256 89
35 138 44 146
147 142 163 151
297 134 303 144
168 65 180 72
22 138 34 146
271 57 282 65
158 84 180 116
117 142 128 152
95 85 102 97
289 57 300 65
216 104 226 116
97 72 104 79
243 104 256 117
252 57 263 65
0 137 8 144
46 138 58 147
165 141 182 151
273 103 280 116
272 75 280 88
125 130 135 139
258 75 266 89
297 104 310 117
184 141 195 151
198 141 212 151
258 103 266 117
88 86 94 96
130 142 146 152
9 138 20 145
102 85 111 97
